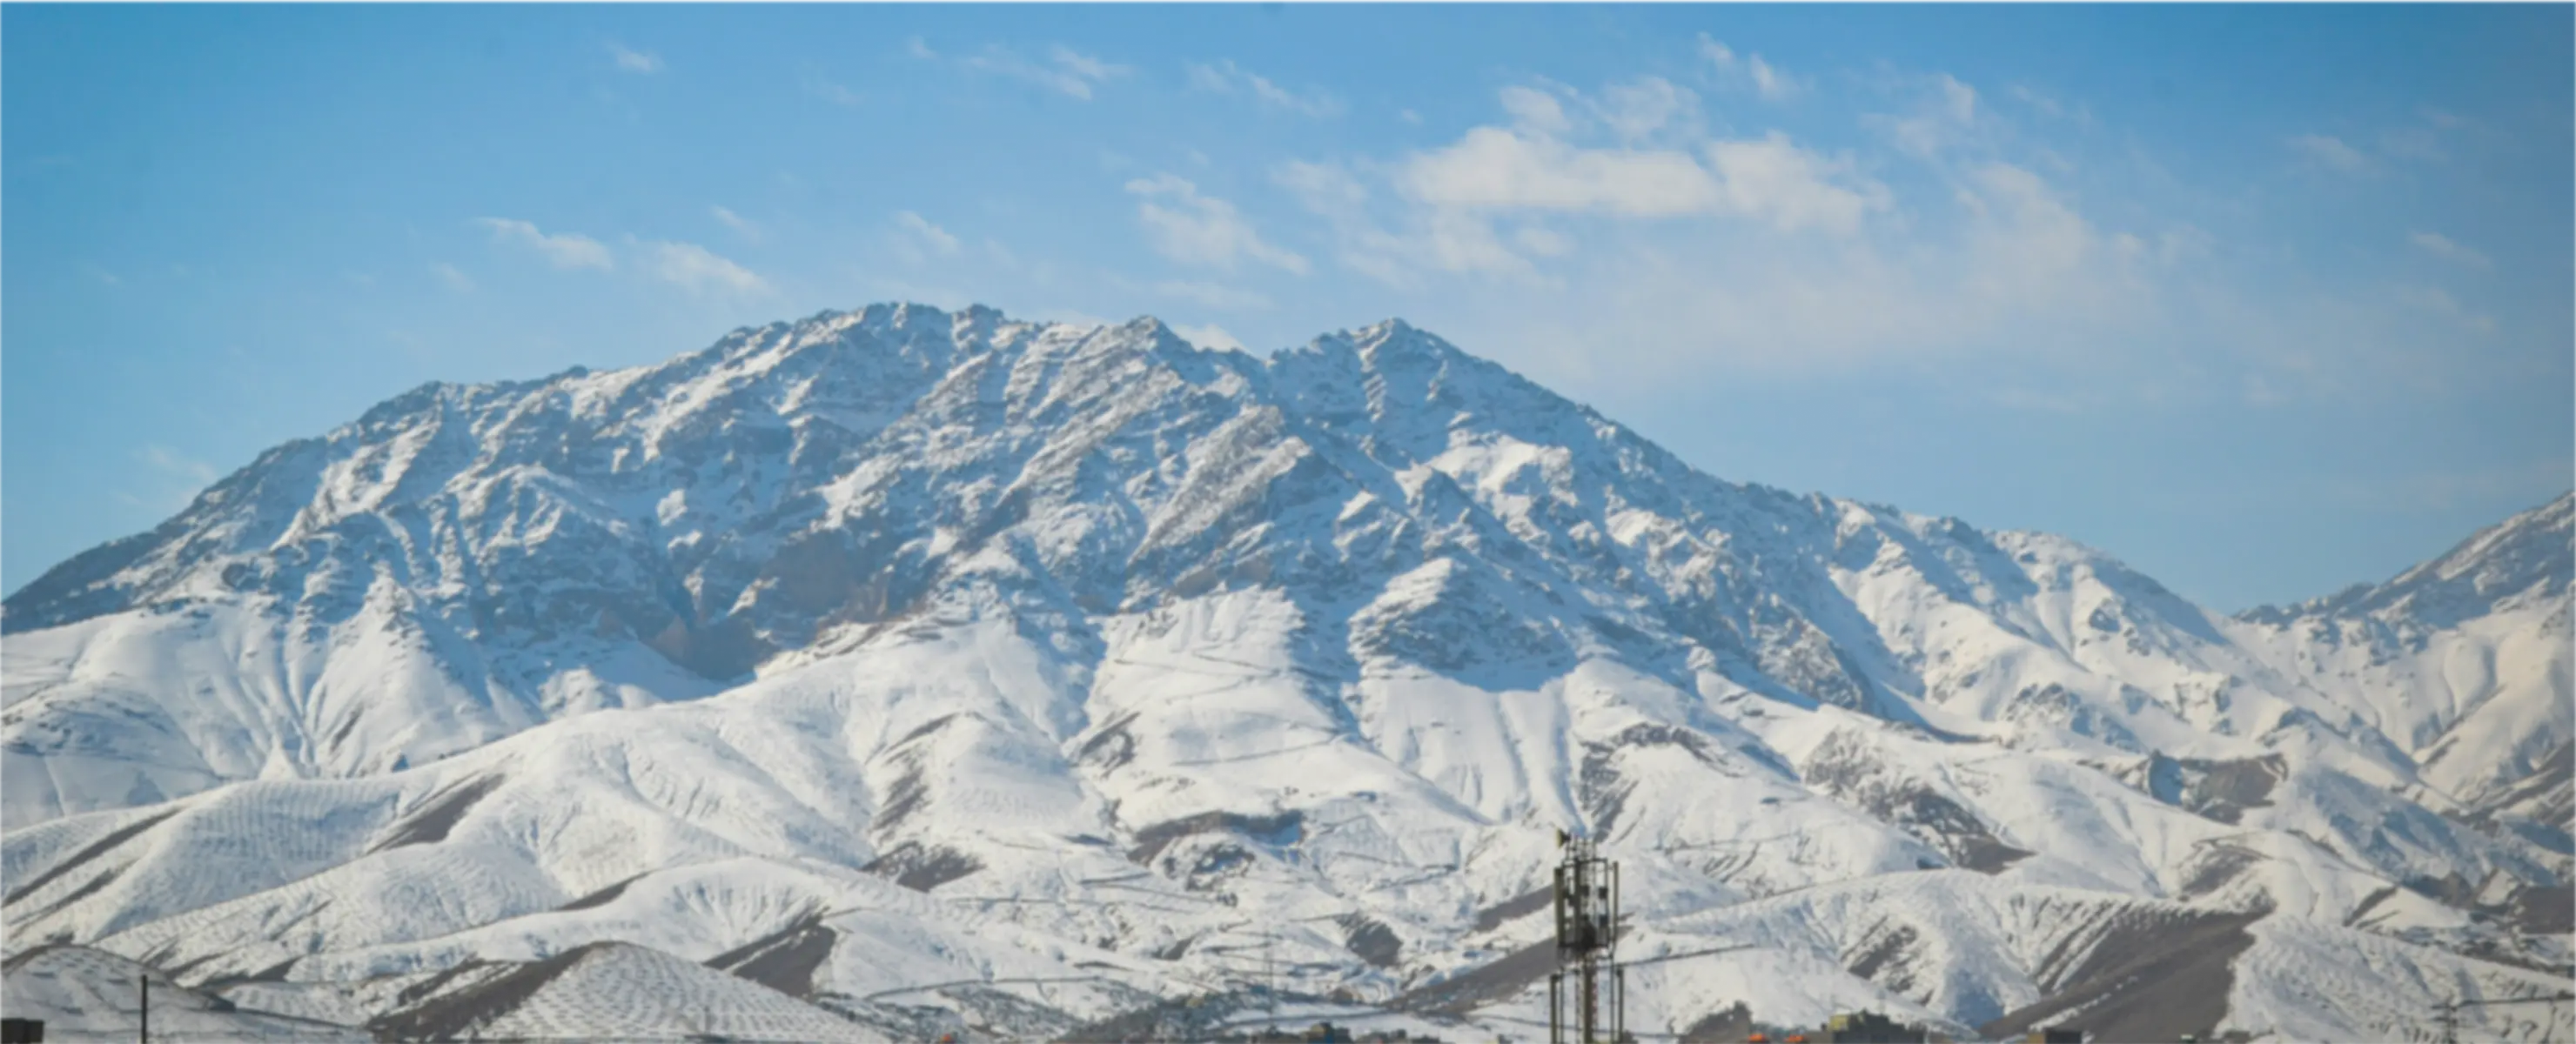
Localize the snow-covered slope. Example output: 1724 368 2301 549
3 304 2567 1041
2234 494 2573 820
366 940 896 1042
2 944 367 1041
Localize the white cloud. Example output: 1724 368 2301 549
2395 284 2495 333
893 211 962 259
711 205 761 242
1278 158 1535 286
1036 308 1113 331
432 262 476 293
802 73 862 108
907 37 938 60
2005 84 2093 129
1499 86 1573 135
1124 173 1309 274
1515 226 1572 258
1155 281 1272 311
2288 133 2371 175
476 218 614 271
608 43 663 74
1870 74 1982 158
2408 231 2491 270
2378 126 2443 163
1704 133 1891 236
1049 45 1121 83
1697 34 1801 100
958 44 1129 100
1185 60 1340 117
1278 160 1371 223
138 444 218 486
1171 322 1249 353
642 240 767 296
1399 122 1885 235
1275 67 2215 381
1251 61 2524 418
1401 127 1722 217
1594 77 1697 142
1747 56 1794 100
1285 84 1890 291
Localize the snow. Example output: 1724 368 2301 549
2 303 2566 1041
3 945 367 1041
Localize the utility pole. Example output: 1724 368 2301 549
139 972 149 1044
1548 829 1622 1044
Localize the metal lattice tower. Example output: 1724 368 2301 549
1547 830 1624 1044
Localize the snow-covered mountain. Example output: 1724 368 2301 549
4 304 2568 1041
2233 496 2573 841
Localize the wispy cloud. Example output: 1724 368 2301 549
939 42 1130 101
1697 34 1800 100
1395 87 1888 235
1124 174 1309 274
1868 74 1982 158
139 444 218 485
432 262 476 293
711 205 761 242
1273 72 2226 383
476 218 614 271
2007 84 2087 126
1170 322 1248 353
608 43 663 75
892 211 962 261
1497 85 1573 135
1185 60 1341 117
641 240 766 296
801 72 862 108
2311 458 2574 515
1154 280 1273 311
2287 133 2371 175
1277 157 1532 287
1593 77 1699 143
134 444 221 510
2395 284 2496 334
2408 231 2491 270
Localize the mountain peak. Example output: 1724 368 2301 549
2 300 2568 1044
2238 490 2575 627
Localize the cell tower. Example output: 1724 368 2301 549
1548 829 1624 1044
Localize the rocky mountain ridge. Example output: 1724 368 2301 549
3 303 2567 1041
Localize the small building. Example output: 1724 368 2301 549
1821 1011 1927 1043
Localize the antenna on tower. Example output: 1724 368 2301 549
1547 831 1623 1044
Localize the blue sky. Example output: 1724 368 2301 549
5 3 2568 612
